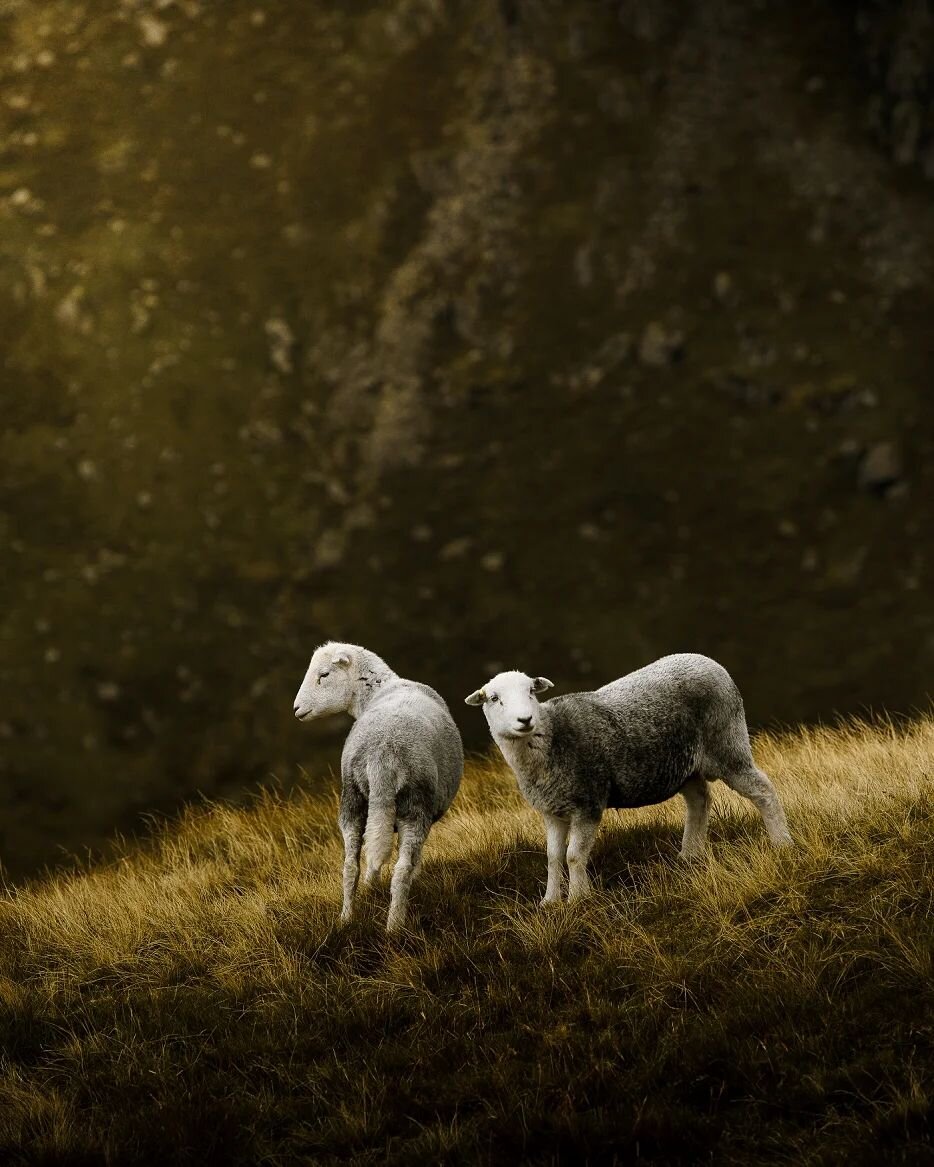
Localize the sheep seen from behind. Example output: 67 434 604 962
295 642 463 931
466 653 792 904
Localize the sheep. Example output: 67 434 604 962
465 654 792 904
294 642 462 931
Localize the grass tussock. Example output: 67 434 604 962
0 717 932 1165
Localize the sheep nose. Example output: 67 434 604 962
517 716 532 728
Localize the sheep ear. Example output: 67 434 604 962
333 652 351 668
464 688 486 706
531 677 554 694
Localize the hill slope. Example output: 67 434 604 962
1 716 932 1164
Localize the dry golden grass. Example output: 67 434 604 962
0 716 932 1164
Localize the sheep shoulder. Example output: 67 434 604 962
531 695 628 816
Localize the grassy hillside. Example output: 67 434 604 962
0 717 932 1164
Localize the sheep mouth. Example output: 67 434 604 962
295 710 313 721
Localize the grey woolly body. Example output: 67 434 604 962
337 666 462 931
341 679 463 829
513 654 748 819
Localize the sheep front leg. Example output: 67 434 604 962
541 814 569 904
386 819 426 933
338 782 367 923
566 815 600 903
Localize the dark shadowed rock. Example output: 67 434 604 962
638 321 685 368
0 0 932 879
859 441 904 496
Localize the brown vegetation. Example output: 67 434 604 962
0 716 931 1163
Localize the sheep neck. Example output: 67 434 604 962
495 707 553 791
348 652 396 719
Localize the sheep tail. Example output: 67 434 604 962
363 754 397 878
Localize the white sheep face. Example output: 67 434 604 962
294 643 356 721
465 671 554 739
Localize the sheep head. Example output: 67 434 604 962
294 642 356 721
465 671 553 739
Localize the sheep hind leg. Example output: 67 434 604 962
679 776 710 860
338 783 367 922
541 813 570 905
566 815 600 903
721 764 793 847
386 819 427 933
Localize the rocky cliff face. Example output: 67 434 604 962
1 0 932 876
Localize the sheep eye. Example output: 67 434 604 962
317 671 330 683
488 693 498 703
